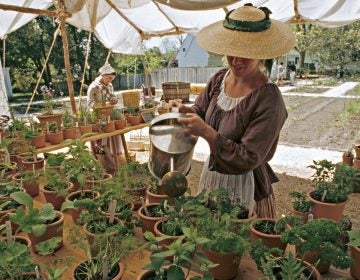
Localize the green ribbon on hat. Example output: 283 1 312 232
223 7 271 32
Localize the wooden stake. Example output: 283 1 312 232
248 199 255 219
102 255 109 280
35 266 40 280
5 221 12 243
141 197 149 216
108 200 117 224
321 190 327 202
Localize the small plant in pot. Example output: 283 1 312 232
111 108 126 130
307 159 353 221
139 227 215 280
12 169 40 197
280 218 353 274
250 241 321 280
23 121 45 149
44 152 66 170
8 191 64 253
41 169 73 210
342 147 354 166
46 121 63 145
289 191 312 222
62 110 77 140
126 107 142 126
18 145 45 171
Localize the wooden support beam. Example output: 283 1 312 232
58 1 77 114
0 3 58 17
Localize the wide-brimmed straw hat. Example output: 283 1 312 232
197 4 295 59
99 64 116 76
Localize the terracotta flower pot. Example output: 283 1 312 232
31 134 46 148
20 156 45 171
301 250 330 274
127 115 141 126
0 161 17 179
103 121 115 133
12 172 40 197
307 191 348 222
91 123 99 132
36 113 63 130
83 217 121 247
125 185 148 210
47 131 64 145
1 235 32 250
249 219 287 250
63 127 77 140
138 203 163 234
41 182 73 210
355 145 360 159
233 210 257 225
28 211 64 253
203 248 241 280
354 158 360 170
0 199 23 234
146 187 168 204
114 119 126 130
72 260 124 280
154 219 184 248
79 124 93 135
291 208 311 223
85 173 113 190
351 246 360 280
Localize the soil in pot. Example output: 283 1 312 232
41 182 73 210
12 172 40 197
249 219 287 250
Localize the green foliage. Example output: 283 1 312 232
348 230 360 247
280 219 353 269
0 180 23 198
9 191 58 237
48 122 58 133
289 191 312 212
0 239 35 279
111 108 123 120
62 110 75 129
45 152 66 167
308 160 353 203
115 161 154 190
35 237 63 256
250 240 284 271
44 169 69 196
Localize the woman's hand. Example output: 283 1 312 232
109 97 118 105
168 99 195 114
178 113 217 142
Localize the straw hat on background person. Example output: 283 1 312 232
196 3 295 59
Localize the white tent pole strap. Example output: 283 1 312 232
24 26 60 116
105 49 112 64
78 31 92 105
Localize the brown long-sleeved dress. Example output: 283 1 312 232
193 69 287 208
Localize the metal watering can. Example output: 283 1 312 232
148 109 198 197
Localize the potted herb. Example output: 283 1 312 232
62 110 77 140
0 198 23 234
348 230 360 279
280 218 353 274
138 228 214 280
146 185 169 204
9 191 64 253
307 160 353 221
342 148 354 166
18 146 45 171
46 121 63 145
138 202 166 234
12 169 40 197
111 109 126 130
23 121 45 149
77 107 93 135
99 116 115 133
41 169 73 210
126 107 142 126
45 152 66 170
289 191 312 222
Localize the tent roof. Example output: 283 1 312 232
0 0 359 54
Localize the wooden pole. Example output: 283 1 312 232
0 3 58 17
58 1 77 114
2 37 5 68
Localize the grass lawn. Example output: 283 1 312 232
287 86 330 94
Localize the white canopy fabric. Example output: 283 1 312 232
0 0 359 54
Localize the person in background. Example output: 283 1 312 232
289 63 296 86
276 62 285 86
170 4 295 218
87 64 122 169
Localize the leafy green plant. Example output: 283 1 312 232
141 228 215 280
44 169 70 197
45 152 66 167
115 161 155 190
48 122 58 133
111 108 123 120
8 191 58 237
343 147 354 157
333 163 360 193
280 218 353 270
348 230 360 247
289 191 312 213
62 110 75 129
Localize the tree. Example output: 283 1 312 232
304 21 360 77
294 23 313 77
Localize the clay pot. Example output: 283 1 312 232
154 219 184 248
20 157 45 171
0 199 23 234
138 203 163 234
83 217 121 247
291 208 311 223
79 124 93 135
31 134 46 148
114 119 126 130
103 121 115 133
63 127 77 140
85 173 113 191
41 182 73 210
307 191 348 222
127 115 141 126
146 186 168 204
12 172 40 197
233 210 257 225
351 246 360 279
249 219 287 250
91 123 99 132
36 113 63 130
203 248 241 280
125 185 148 210
47 131 63 145
28 211 64 253
301 250 330 274
0 161 17 179
1 235 32 249
354 158 360 170
72 260 124 280
355 145 360 159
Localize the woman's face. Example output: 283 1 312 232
101 74 116 85
226 56 261 77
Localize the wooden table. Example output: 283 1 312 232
36 123 149 170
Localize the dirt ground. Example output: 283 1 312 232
185 84 360 230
